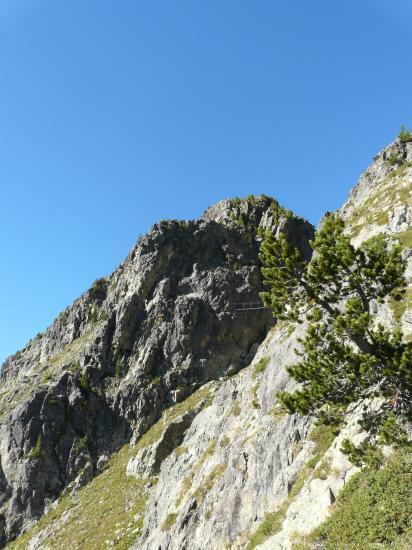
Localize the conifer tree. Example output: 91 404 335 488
260 214 412 462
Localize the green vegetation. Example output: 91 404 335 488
219 435 230 448
79 371 90 393
399 125 412 143
251 383 260 409
247 423 338 549
89 277 108 301
150 375 161 386
228 194 292 233
174 445 188 456
4 338 94 419
346 175 412 238
175 471 195 508
9 383 215 549
201 440 216 460
57 309 69 326
396 226 412 249
175 439 217 507
115 356 123 378
28 434 43 459
136 384 215 453
230 211 247 227
73 434 91 454
247 510 284 549
307 450 412 549
46 330 95 370
230 399 241 417
193 464 227 505
161 513 178 531
269 404 287 422
311 457 333 481
9 444 150 550
387 152 404 166
260 214 411 462
253 356 270 379
390 287 412 323
88 306 99 324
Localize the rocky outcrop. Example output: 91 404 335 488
126 408 199 479
136 323 314 550
0 195 314 545
339 136 412 247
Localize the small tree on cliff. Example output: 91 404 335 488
259 214 412 463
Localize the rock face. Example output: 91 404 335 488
136 323 314 550
0 195 314 545
339 137 412 247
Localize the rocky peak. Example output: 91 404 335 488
202 194 287 226
0 195 314 545
203 195 313 261
340 137 412 237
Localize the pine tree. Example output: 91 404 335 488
260 214 412 462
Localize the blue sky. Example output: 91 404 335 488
1 0 412 363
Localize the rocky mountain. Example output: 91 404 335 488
2 136 412 549
0 195 313 547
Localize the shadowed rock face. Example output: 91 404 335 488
0 195 314 544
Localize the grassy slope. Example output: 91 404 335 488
9 383 215 549
295 450 412 550
8 444 148 550
346 163 412 238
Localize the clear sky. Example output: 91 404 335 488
1 0 412 364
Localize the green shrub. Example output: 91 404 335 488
399 125 412 143
115 358 122 378
161 513 178 531
230 400 241 417
89 307 99 324
58 309 69 326
253 356 270 379
28 435 43 459
89 278 108 301
79 371 90 392
387 152 404 166
261 214 409 457
312 451 412 549
193 464 226 504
